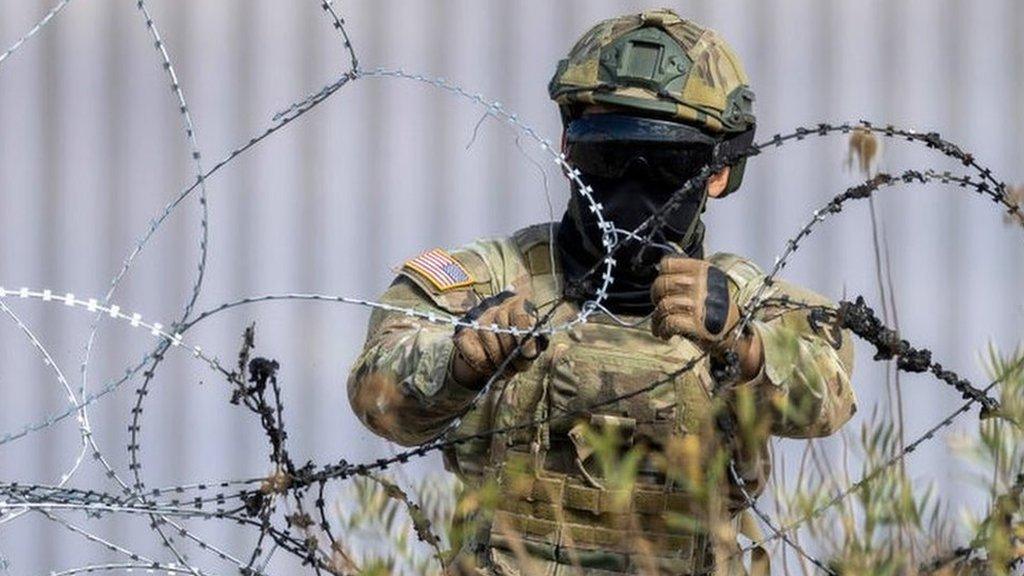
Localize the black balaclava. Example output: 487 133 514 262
557 114 716 316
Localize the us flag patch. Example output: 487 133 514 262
402 248 474 291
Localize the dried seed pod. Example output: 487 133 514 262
260 469 292 494
1004 185 1024 228
287 512 314 529
847 127 880 176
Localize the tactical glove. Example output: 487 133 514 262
650 255 763 380
450 291 547 389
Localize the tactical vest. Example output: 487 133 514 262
402 224 764 575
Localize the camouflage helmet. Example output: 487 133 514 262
550 9 756 196
550 8 755 133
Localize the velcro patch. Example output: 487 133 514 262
402 248 474 292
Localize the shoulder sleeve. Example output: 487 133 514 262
396 247 495 314
347 243 498 447
347 275 472 446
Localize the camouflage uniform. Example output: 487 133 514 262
349 9 856 575
348 224 856 575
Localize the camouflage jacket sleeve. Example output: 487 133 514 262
347 250 495 447
711 253 857 439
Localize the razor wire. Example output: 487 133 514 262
0 2 1021 575
107 4 216 573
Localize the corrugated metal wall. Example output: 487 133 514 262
0 0 1020 572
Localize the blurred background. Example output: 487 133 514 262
0 0 1021 573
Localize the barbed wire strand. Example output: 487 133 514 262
0 300 89 527
107 4 217 573
2 170 1013 574
0 0 71 67
4 165 1015 575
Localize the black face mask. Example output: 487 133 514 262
557 114 715 315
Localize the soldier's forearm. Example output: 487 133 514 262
347 323 479 446
744 315 855 438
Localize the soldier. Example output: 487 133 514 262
348 9 856 575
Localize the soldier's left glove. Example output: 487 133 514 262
450 291 547 390
650 255 764 380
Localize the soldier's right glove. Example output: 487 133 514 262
450 291 547 389
651 255 764 381
651 256 740 344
